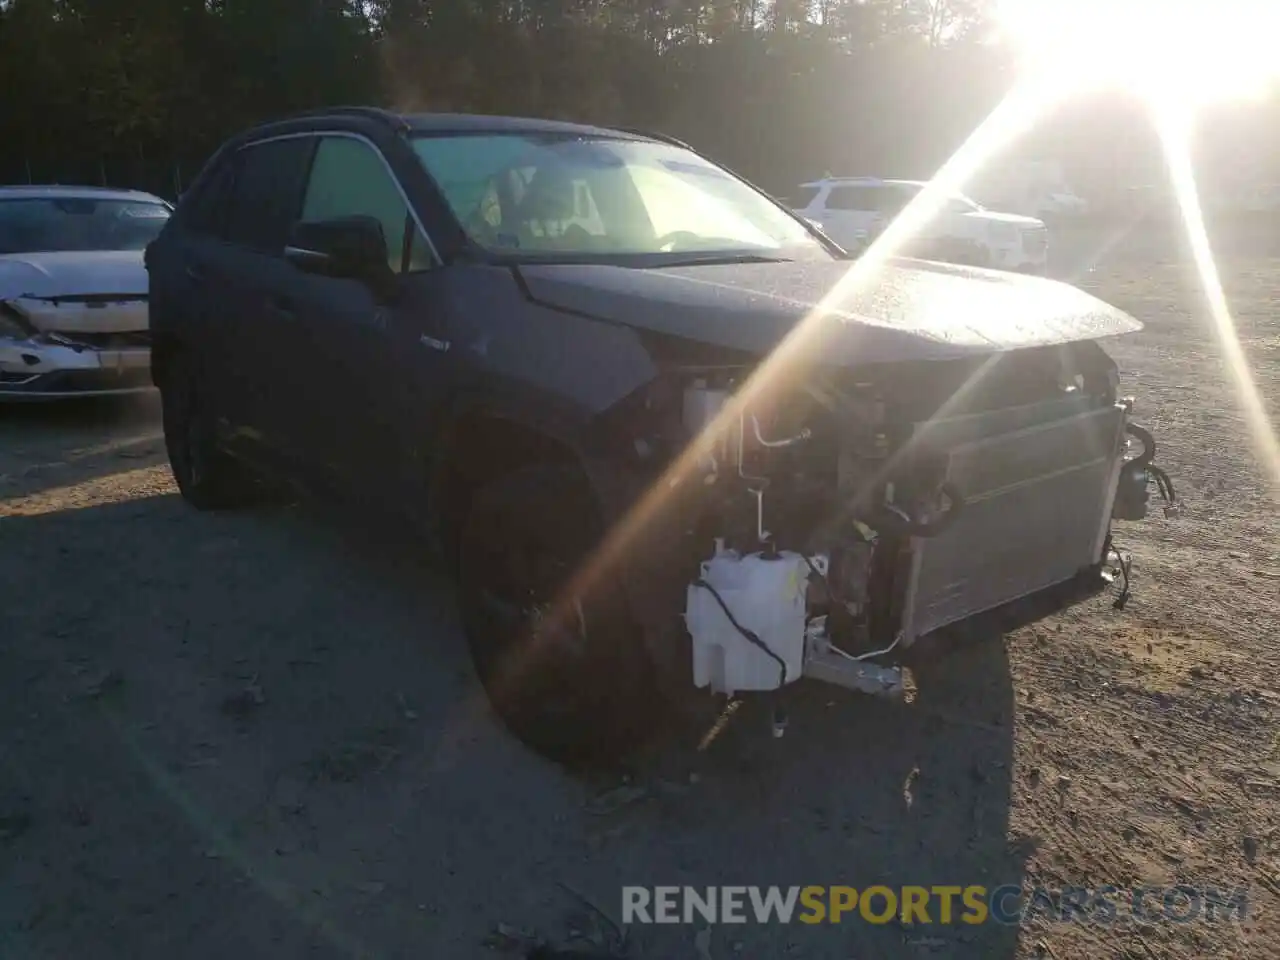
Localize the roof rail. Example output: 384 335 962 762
0 183 150 194
614 126 694 150
289 105 410 133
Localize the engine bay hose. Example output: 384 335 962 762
1125 422 1156 469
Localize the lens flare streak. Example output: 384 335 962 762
514 15 1280 710
530 79 1061 665
1155 106 1280 494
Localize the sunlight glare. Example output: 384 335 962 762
530 1 1280 699
1154 106 1280 494
999 0 1280 105
532 78 1060 642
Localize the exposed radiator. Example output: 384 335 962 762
899 400 1127 642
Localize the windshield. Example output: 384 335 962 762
411 134 830 262
0 197 171 255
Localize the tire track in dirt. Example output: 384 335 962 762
992 259 1280 958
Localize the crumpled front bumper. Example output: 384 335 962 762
1 295 152 399
0 336 151 399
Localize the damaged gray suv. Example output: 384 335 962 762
146 108 1175 765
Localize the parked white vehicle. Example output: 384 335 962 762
1039 189 1088 219
792 177 1050 273
976 160 1090 221
0 186 170 399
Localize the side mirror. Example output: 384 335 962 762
285 216 397 300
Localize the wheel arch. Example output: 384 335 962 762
430 397 691 691
430 403 601 560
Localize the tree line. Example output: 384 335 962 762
0 0 1273 206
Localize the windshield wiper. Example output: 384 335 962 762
474 250 796 268
659 253 793 266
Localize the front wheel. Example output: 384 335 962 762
457 465 658 767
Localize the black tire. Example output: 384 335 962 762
160 353 259 510
457 464 657 767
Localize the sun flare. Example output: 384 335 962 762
989 0 1280 496
998 0 1280 109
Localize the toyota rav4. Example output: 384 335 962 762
146 108 1175 766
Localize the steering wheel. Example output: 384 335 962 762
654 230 704 252
462 204 493 237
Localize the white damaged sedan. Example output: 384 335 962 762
0 186 170 399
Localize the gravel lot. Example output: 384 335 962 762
3 237 1279 959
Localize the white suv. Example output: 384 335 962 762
792 177 1049 273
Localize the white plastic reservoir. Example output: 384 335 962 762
685 543 810 695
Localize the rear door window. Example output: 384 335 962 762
824 185 884 211
881 185 918 216
223 137 315 252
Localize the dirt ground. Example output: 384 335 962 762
3 241 1279 959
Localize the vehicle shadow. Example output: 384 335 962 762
0 393 163 500
0 391 157 427
616 638 1024 958
1 492 1025 960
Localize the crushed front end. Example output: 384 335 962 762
0 294 151 398
623 341 1176 704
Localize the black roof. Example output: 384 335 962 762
218 108 691 167
401 112 645 139
280 105 657 141
0 184 167 202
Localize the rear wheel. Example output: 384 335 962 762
160 353 260 510
457 464 657 767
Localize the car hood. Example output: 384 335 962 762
516 258 1141 365
0 251 148 301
